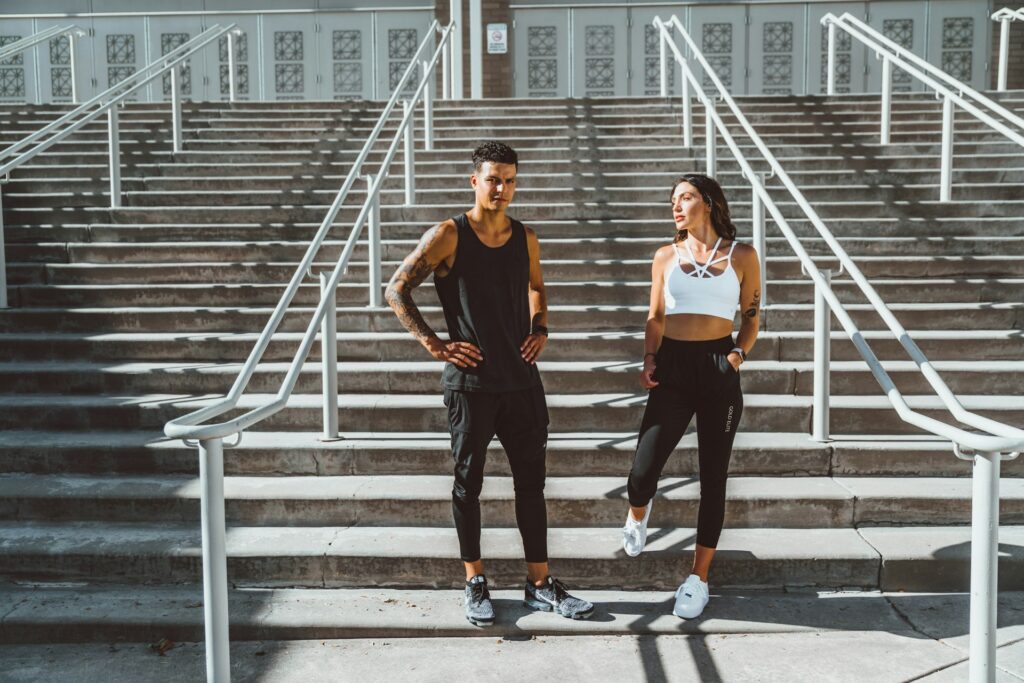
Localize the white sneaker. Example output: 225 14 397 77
621 501 652 557
673 574 709 619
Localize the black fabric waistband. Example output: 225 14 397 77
658 335 734 354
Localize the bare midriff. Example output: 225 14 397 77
663 313 735 342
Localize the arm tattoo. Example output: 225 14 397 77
744 290 761 319
385 231 442 343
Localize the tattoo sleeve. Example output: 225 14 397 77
744 289 761 319
385 229 442 344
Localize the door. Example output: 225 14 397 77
317 11 374 101
748 4 807 95
926 0 991 91
147 15 204 102
201 15 258 102
687 5 748 96
570 7 628 97
374 11 433 99
31 19 93 104
0 19 40 104
512 8 570 98
93 17 147 101
260 13 316 101
866 1 928 92
628 7 685 97
806 2 868 94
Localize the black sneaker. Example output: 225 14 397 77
464 574 495 626
523 576 594 620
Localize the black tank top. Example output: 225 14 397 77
433 213 541 392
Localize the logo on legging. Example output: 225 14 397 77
724 405 735 433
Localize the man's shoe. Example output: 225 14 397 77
464 574 495 626
622 501 652 557
524 576 594 620
673 573 709 619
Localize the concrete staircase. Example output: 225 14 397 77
1 93 1024 643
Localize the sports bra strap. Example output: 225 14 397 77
682 237 729 279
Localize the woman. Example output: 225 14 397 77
621 173 761 619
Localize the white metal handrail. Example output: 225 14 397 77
822 12 1024 202
657 15 1021 682
0 25 86 104
834 12 1024 130
161 21 453 682
0 24 77 61
0 23 240 311
164 20 449 444
993 7 1024 91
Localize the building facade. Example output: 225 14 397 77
0 0 1018 103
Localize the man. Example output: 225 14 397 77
385 141 593 626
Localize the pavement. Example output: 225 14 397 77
1 588 1023 681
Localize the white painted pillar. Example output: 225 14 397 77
469 0 482 98
450 0 464 99
320 272 339 439
812 269 832 442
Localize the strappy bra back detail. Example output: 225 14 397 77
663 238 741 321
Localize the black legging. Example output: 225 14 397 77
626 335 743 548
445 385 550 563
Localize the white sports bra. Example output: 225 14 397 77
662 237 741 321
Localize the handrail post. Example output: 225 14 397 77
659 31 668 97
403 100 416 205
69 31 80 104
320 272 339 439
751 174 767 305
422 59 434 151
198 436 231 683
107 107 122 208
366 173 383 308
812 268 831 442
704 103 716 177
880 57 892 145
442 31 451 99
171 65 184 153
826 21 836 96
227 31 238 103
940 95 954 202
997 17 1010 92
681 62 692 148
450 0 463 99
968 449 1000 683
0 186 7 308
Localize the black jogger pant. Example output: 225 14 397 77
444 384 550 563
626 335 744 548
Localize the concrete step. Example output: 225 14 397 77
12 257 1024 287
0 391 1020 435
2 473 1022 528
0 521 1021 591
1 360 1022 397
7 430 1009 478
1 302 1020 334
8 182 1024 210
0 329 1019 363
10 166 1024 195
6 586 1021 655
10 278 1024 308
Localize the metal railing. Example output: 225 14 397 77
0 23 241 311
655 14 1022 683
822 12 1024 202
0 25 85 103
162 20 454 682
994 7 1024 91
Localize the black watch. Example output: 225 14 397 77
730 346 746 362
531 325 549 337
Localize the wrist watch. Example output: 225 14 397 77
730 346 746 362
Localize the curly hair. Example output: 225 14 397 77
472 141 518 171
670 173 737 243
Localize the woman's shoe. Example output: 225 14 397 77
673 573 709 619
621 500 652 557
